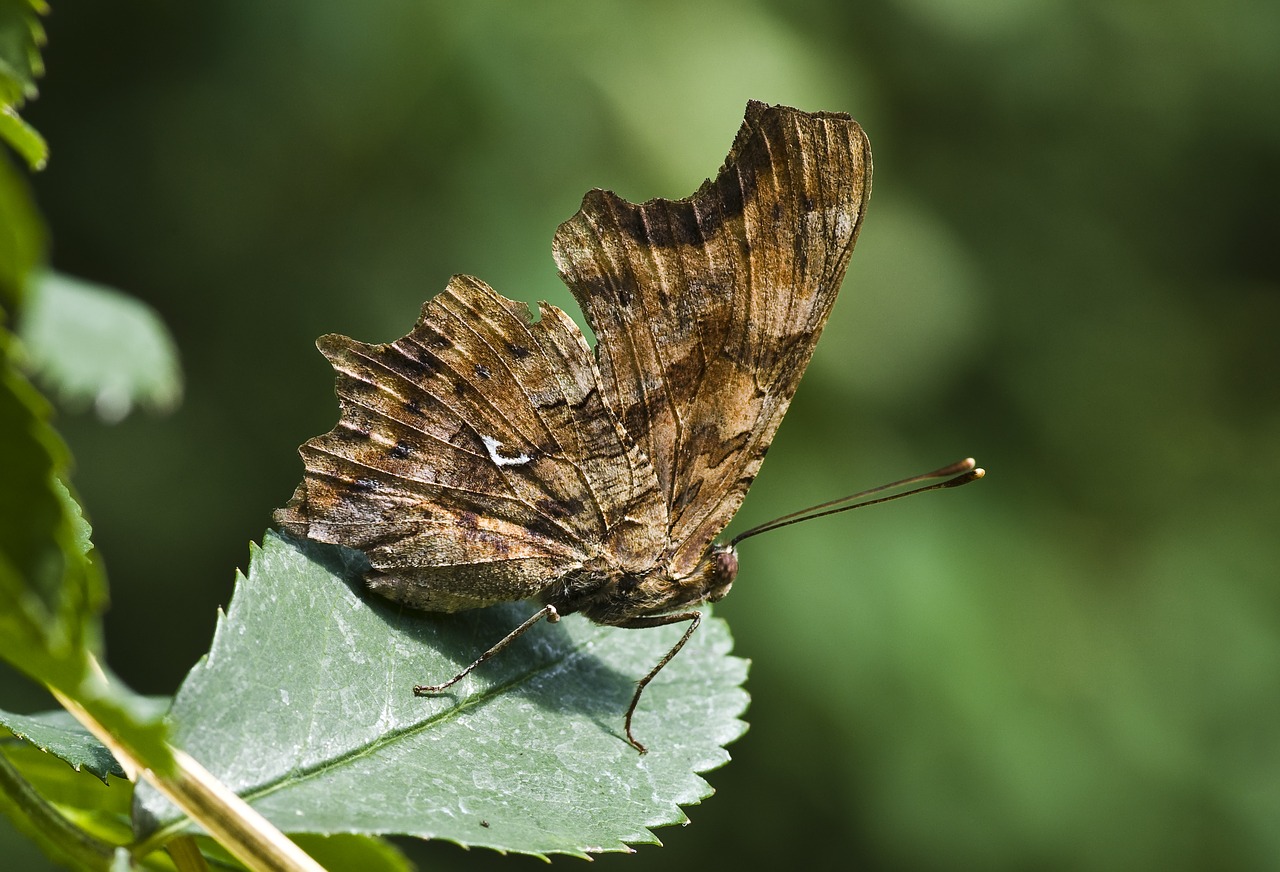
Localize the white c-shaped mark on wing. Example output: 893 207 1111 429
480 434 532 468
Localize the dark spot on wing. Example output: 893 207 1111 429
573 272 635 312
417 324 451 350
532 394 570 414
608 194 647 243
693 424 751 470
620 404 645 440
672 479 703 514
526 512 568 544
384 343 435 381
710 170 746 227
537 496 586 521
659 200 704 247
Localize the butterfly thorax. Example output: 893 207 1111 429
540 544 738 627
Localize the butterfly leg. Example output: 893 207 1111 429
413 604 560 695
616 610 702 754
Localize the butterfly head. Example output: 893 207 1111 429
704 544 739 603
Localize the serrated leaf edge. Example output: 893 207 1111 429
147 535 749 859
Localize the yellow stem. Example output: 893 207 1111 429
51 689 324 872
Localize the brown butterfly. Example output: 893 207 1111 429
274 101 980 752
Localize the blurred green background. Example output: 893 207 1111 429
4 0 1279 868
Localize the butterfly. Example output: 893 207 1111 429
276 102 878 752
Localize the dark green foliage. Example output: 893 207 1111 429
0 0 49 170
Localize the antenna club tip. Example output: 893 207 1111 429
935 457 978 476
941 466 985 488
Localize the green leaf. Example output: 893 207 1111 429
135 531 749 859
0 741 134 864
0 107 44 172
17 271 183 422
0 740 130 816
0 750 122 871
290 834 413 872
0 0 49 171
0 149 45 310
0 0 46 104
0 743 210 870
0 333 173 774
0 332 101 685
0 706 127 782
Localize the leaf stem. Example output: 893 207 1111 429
165 834 212 872
0 749 119 870
52 689 325 872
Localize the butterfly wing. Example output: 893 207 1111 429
552 102 872 578
275 274 666 611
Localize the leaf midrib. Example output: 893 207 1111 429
148 617 616 840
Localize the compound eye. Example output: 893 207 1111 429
713 546 739 583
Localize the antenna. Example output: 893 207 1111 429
730 458 985 547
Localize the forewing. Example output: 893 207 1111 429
274 274 666 611
552 102 872 577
